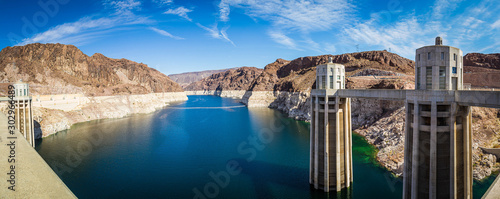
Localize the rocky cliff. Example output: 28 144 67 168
249 50 414 92
464 53 500 69
185 67 263 91
0 43 188 137
169 68 235 88
0 43 183 96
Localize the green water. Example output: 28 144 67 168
474 171 499 199
34 95 493 198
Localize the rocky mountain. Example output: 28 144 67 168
169 68 236 88
187 51 414 93
185 67 263 91
253 50 414 92
464 53 500 69
0 43 183 96
463 53 500 88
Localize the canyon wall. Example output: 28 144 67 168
0 43 189 138
0 43 183 96
0 92 188 138
169 68 235 88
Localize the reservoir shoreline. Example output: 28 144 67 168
1 92 188 138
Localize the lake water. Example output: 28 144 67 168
35 95 492 198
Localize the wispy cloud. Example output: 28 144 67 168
219 27 235 46
431 0 463 20
268 30 297 49
343 16 424 57
104 0 142 15
149 27 183 39
196 23 235 46
341 0 500 57
152 0 173 6
217 0 354 49
164 6 193 21
323 43 337 54
18 0 153 46
492 19 500 29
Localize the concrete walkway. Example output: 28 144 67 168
483 174 500 199
0 112 76 198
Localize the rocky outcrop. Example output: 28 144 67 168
169 68 235 88
464 53 500 69
350 68 407 77
185 67 263 91
248 59 291 91
269 92 311 120
248 51 415 92
0 43 183 96
186 51 415 94
0 43 189 138
356 106 406 176
240 91 276 107
2 92 187 137
474 152 498 180
219 90 248 98
0 92 188 137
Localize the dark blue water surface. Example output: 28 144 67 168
35 95 489 198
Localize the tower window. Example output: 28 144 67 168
418 54 420 61
441 52 444 60
453 54 456 61
439 66 446 89
321 76 325 89
426 67 432 89
330 75 333 89
417 68 421 89
342 76 345 88
428 52 431 60
452 67 457 74
317 76 320 89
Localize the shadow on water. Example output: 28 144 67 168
35 137 43 148
232 158 353 199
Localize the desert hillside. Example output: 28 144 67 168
169 68 236 88
0 43 188 137
464 53 500 69
185 67 263 91
0 43 183 96
463 53 500 89
188 50 415 92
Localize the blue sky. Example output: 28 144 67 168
1 0 499 75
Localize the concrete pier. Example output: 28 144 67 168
403 91 473 198
0 112 76 198
310 59 353 192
